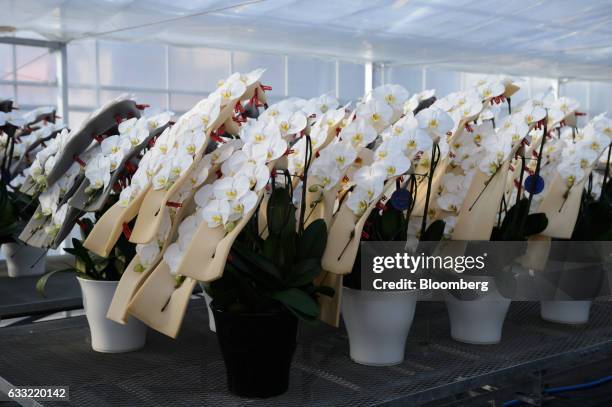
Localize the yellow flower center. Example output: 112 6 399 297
371 113 381 122
254 133 265 142
385 94 396 104
226 190 237 200
428 119 439 129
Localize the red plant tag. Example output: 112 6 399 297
73 155 86 167
122 223 132 239
166 201 182 208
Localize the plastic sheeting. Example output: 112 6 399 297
1 0 612 81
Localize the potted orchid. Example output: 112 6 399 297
302 86 451 366
534 113 612 324
31 105 170 353
37 209 147 353
1 101 64 277
207 184 333 398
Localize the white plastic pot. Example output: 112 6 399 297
540 300 591 324
1 242 46 277
445 278 511 345
77 277 147 353
342 287 417 366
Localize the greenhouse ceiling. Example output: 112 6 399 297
1 0 612 81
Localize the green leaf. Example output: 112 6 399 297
266 187 293 236
231 240 283 281
36 268 75 298
272 288 319 318
380 207 404 241
285 258 321 287
421 219 445 241
525 213 548 236
297 219 327 261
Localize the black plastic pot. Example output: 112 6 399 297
211 302 298 398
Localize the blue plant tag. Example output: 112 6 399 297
524 174 545 194
390 188 412 210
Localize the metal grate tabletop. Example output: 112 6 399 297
1 301 611 406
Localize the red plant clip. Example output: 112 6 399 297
465 124 473 133
112 181 123 193
361 231 370 240
216 169 223 178
234 101 245 114
166 201 182 208
260 84 273 92
315 151 320 158
122 223 132 239
92 134 104 143
376 201 387 211
233 115 247 124
210 133 226 144
135 104 150 110
335 127 341 136
575 111 586 116
73 155 86 167
521 138 531 147
76 219 90 233
271 169 277 178
532 150 539 159
114 115 124 125
250 88 261 108
125 162 137 174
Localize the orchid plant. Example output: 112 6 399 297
0 101 65 244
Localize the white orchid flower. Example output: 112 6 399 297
318 106 348 130
341 118 377 148
352 165 386 201
308 124 330 150
39 184 61 216
373 151 411 179
318 140 357 170
194 184 215 208
178 215 201 251
522 105 547 125
275 112 307 136
189 155 212 188
214 79 247 104
416 107 454 141
304 94 339 117
399 128 434 157
558 159 585 187
346 187 372 217
477 81 505 99
163 243 184 275
310 160 342 191
372 84 409 112
136 242 160 269
201 199 231 228
437 193 463 213
118 186 136 207
356 98 393 132
85 154 111 190
228 190 258 222
145 111 172 131
213 175 251 201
